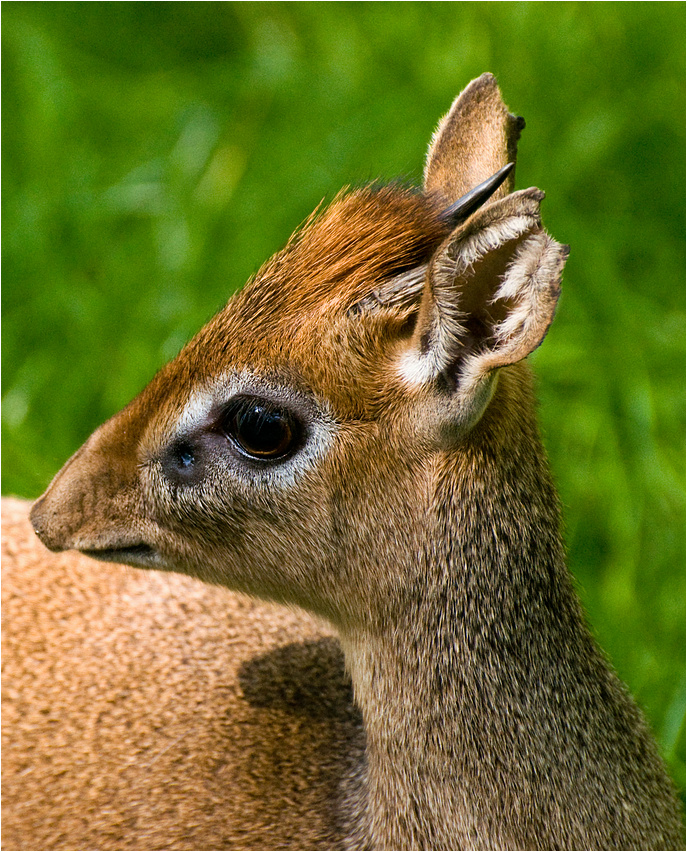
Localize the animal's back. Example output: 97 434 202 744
1 497 362 851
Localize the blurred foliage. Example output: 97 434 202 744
2 2 684 795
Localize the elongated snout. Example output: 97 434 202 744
30 452 89 553
30 410 150 559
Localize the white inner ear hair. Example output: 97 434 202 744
398 194 543 389
493 231 563 348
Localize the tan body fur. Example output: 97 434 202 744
3 75 684 849
3 497 360 850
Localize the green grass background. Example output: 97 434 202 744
3 2 685 796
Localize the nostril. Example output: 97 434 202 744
177 443 195 469
162 437 204 485
29 498 67 553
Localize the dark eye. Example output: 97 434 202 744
220 397 300 461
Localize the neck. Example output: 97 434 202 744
339 368 676 850
341 495 575 847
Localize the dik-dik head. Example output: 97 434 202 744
31 74 568 630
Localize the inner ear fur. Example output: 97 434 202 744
407 188 569 395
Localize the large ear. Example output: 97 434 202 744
424 73 524 206
398 188 569 427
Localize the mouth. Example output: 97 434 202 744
81 543 162 568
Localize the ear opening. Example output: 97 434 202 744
398 188 568 414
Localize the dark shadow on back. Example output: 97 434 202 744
238 637 361 724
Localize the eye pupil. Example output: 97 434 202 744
224 398 298 460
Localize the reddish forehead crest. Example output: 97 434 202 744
176 186 449 402
234 186 447 330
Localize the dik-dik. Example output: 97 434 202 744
3 74 683 851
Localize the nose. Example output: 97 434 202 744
30 495 69 552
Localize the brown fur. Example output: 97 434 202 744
424 73 523 204
5 73 684 850
2 497 362 850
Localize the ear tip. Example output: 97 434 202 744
517 187 546 206
459 73 507 111
471 72 498 89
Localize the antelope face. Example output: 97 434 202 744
30 189 450 625
30 75 567 629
